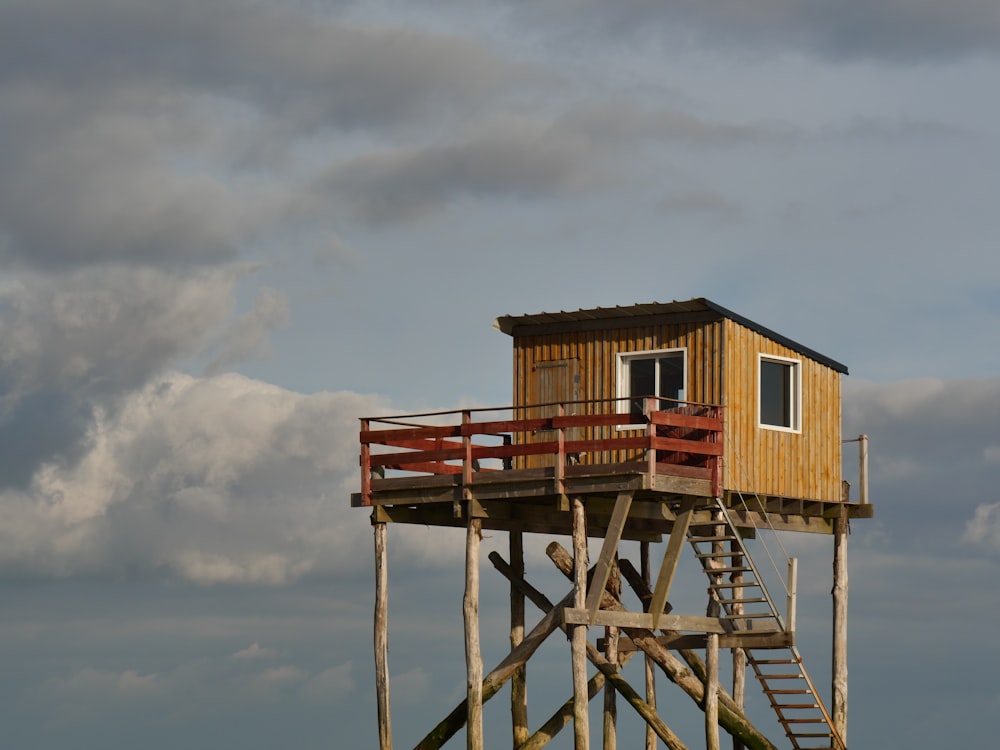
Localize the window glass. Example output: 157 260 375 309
628 357 656 418
759 357 798 430
658 354 685 403
621 350 686 421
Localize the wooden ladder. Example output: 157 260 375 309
687 498 846 750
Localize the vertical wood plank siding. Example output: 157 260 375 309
721 319 842 502
512 321 725 466
510 317 843 502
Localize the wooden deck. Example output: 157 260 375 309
352 401 872 536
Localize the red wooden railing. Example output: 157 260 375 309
358 397 723 506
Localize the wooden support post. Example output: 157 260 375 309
415 589 572 750
730 540 745 750
832 513 849 745
546 543 778 750
705 633 720 750
374 522 393 750
641 541 657 750
707 508 723 619
571 497 590 750
465 516 483 750
511 531 529 749
519 652 637 750
603 556 620 750
491 552 688 750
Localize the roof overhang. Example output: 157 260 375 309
493 297 849 375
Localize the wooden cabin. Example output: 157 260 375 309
356 298 873 750
494 297 849 505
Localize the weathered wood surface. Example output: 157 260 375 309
516 652 635 750
832 513 849 745
510 532 529 749
706 633 720 750
413 590 572 750
603 557 620 750
563 608 730 633
489 553 688 750
374 523 393 750
546 543 778 750
464 518 483 750
586 492 634 618
730 539 746 750
640 542 656 750
649 502 694 628
571 497 590 750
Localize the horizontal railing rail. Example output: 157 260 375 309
358 397 723 506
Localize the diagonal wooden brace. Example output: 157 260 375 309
649 498 695 629
585 490 634 620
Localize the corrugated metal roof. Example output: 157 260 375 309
493 297 848 374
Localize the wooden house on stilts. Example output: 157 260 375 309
353 298 873 750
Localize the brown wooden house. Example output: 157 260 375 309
356 298 872 750
494 297 849 505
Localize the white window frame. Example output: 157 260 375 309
616 348 687 429
757 353 801 433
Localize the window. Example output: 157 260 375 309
759 354 800 431
618 349 686 423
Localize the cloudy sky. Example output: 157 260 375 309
2 0 1000 747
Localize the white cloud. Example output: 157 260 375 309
232 642 276 661
963 503 1000 549
391 667 433 707
0 371 388 584
298 662 355 704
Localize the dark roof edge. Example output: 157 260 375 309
700 299 849 375
493 298 849 375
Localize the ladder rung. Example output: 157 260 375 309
711 582 762 589
691 535 738 543
758 673 805 680
724 597 768 604
783 718 827 724
792 732 835 750
752 658 798 665
727 612 778 619
706 566 752 573
764 688 812 695
774 703 819 709
694 551 734 559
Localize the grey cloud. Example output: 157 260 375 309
0 266 252 487
0 83 246 268
325 124 599 223
843 377 1000 544
559 103 782 146
323 105 773 223
512 0 1000 61
0 0 533 131
0 1 543 269
38 645 353 725
0 267 239 402
0 371 387 584
203 287 289 376
504 0 1000 61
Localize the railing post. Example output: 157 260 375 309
361 418 372 507
462 411 474 506
786 557 798 636
858 434 869 505
556 402 566 498
644 397 657 488
711 407 722 498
